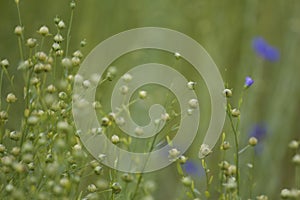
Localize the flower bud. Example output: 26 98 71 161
222 141 230 150
174 52 181 59
14 26 23 35
54 34 64 43
111 135 120 144
26 38 37 48
111 182 122 194
199 144 212 158
292 154 300 165
231 108 240 117
223 89 232 98
122 73 132 82
181 176 192 187
0 59 9 68
249 137 258 146
288 140 299 150
178 155 188 164
38 25 49 36
87 184 97 192
168 148 180 161
139 90 147 99
121 173 133 183
187 81 196 90
57 20 65 29
6 93 17 103
188 99 198 109
120 85 129 95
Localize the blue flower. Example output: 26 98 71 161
249 123 267 141
252 37 280 62
182 161 204 177
244 76 254 88
249 123 268 155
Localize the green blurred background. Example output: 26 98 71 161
1 0 300 199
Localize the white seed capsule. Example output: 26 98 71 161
134 127 144 136
168 148 180 161
199 144 212 158
139 90 147 99
122 73 132 82
6 93 17 103
120 85 129 95
187 81 196 90
288 140 299 150
161 113 170 121
54 33 64 43
223 89 232 98
38 25 49 36
292 154 300 165
111 135 120 144
0 59 9 68
188 99 198 109
58 20 66 29
249 137 258 146
174 52 181 59
231 108 240 117
82 80 91 88
14 26 23 35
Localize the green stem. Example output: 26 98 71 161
66 7 74 57
131 124 161 200
0 70 3 109
296 165 300 189
16 2 24 61
226 104 240 196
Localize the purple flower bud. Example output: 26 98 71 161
244 76 254 88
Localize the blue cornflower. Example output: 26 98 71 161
252 37 280 62
244 76 254 88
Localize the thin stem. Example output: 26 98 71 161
131 124 161 200
66 7 74 57
226 104 240 196
18 37 24 61
0 70 3 109
296 165 300 189
16 3 25 61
